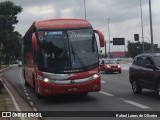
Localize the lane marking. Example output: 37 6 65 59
99 91 114 96
19 69 25 89
29 101 34 106
33 108 37 112
101 76 108 79
3 82 21 111
2 78 25 120
19 69 37 112
101 80 106 84
124 100 150 109
27 96 30 100
120 98 150 109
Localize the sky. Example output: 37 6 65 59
11 0 160 52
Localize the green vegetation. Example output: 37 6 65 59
0 1 22 67
0 92 7 111
127 41 160 58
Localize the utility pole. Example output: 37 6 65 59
84 0 87 19
107 18 111 58
149 0 154 52
105 41 107 58
140 0 144 52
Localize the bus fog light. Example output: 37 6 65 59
44 78 49 82
93 84 98 90
44 88 50 93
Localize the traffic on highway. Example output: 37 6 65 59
2 60 160 120
1 1 160 120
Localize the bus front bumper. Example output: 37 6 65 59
37 77 101 96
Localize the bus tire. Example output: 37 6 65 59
25 80 29 87
23 69 29 86
81 92 88 95
23 69 26 79
36 93 43 99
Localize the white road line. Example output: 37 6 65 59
3 82 21 111
123 100 150 109
27 96 30 100
99 91 114 96
19 69 37 112
2 79 25 120
33 108 37 112
19 69 25 88
101 76 108 79
101 80 106 84
29 101 34 106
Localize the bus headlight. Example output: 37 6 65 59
38 75 50 82
44 78 49 82
93 74 99 79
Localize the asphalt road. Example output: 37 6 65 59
2 64 160 120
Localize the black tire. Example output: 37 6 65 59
23 69 26 79
23 69 29 87
105 71 108 74
81 92 88 95
37 93 43 99
131 79 142 94
24 79 29 87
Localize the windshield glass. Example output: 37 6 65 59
36 28 99 73
104 60 117 64
68 29 98 69
153 56 160 67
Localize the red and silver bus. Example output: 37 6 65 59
22 18 104 97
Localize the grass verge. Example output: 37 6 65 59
0 90 7 111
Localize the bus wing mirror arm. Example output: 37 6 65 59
94 30 105 47
32 33 38 51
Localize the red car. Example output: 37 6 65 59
100 59 121 74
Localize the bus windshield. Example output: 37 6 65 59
36 28 99 73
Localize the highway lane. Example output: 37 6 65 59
2 65 160 120
101 70 160 111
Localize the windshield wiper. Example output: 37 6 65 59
70 43 87 71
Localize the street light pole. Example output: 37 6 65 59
84 0 87 19
107 18 111 58
149 0 154 52
140 0 145 52
105 41 107 58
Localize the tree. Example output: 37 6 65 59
0 1 22 65
127 41 160 58
0 1 22 32
127 41 143 58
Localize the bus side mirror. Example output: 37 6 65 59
94 30 105 47
32 33 38 51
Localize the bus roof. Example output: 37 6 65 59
23 18 92 38
34 18 91 30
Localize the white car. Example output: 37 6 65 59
18 61 22 67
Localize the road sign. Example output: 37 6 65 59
113 38 125 45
